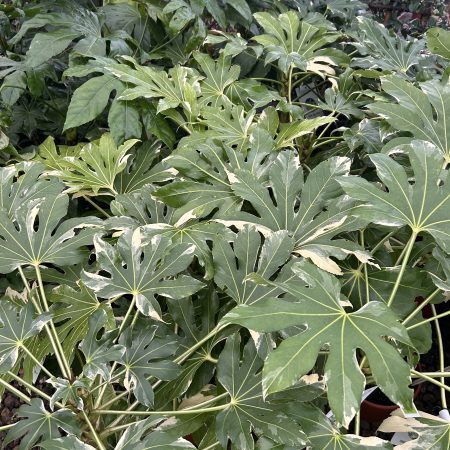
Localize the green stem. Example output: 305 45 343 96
387 231 418 308
99 420 144 438
354 410 361 436
287 65 294 106
431 305 447 409
407 308 450 330
202 443 220 450
21 345 55 379
0 424 15 432
360 230 370 305
82 410 107 450
34 264 71 379
411 371 450 378
82 196 111 218
0 377 31 404
94 404 229 416
251 77 283 86
402 288 441 325
411 369 450 393
6 371 64 408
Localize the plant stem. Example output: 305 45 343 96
83 196 111 218
402 288 441 325
387 231 418 308
411 369 450 393
0 424 14 432
202 443 220 450
354 410 361 436
94 403 229 416
0 377 31 404
34 265 72 379
21 345 55 379
411 372 450 378
99 420 144 438
432 305 448 409
360 230 370 305
6 371 64 408
82 410 107 450
407 309 450 330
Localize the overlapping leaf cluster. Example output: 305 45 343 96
0 0 450 449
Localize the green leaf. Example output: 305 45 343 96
0 301 51 373
213 226 294 305
0 193 102 273
108 95 142 144
25 30 80 68
40 436 96 450
223 151 370 274
0 162 63 216
253 11 339 74
351 17 423 73
4 398 79 450
64 75 123 130
216 334 307 449
118 324 180 406
379 411 450 450
368 77 450 162
47 377 89 410
338 141 450 253
222 260 415 427
50 282 114 358
45 133 139 194
292 403 393 449
82 228 204 320
79 309 125 380
427 28 450 60
0 70 27 106
194 52 240 108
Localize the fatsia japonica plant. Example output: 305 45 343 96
0 0 450 448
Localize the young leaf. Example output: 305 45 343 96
45 133 139 195
222 260 416 428
4 398 79 450
83 228 204 320
216 334 307 449
338 141 450 252
47 377 89 410
253 11 340 74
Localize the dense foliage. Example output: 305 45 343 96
0 0 450 448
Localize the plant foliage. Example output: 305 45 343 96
0 0 449 448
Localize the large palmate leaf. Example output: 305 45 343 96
40 436 95 450
351 17 424 73
222 260 416 427
0 162 63 216
369 77 450 162
43 134 139 195
118 324 180 407
154 130 274 220
83 228 204 320
0 193 102 273
107 58 201 126
253 11 340 74
0 301 50 373
379 411 450 450
50 282 114 357
79 310 125 381
291 403 393 449
3 398 79 450
223 150 370 274
194 52 240 108
338 141 450 252
47 377 89 410
213 227 294 305
215 334 307 450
